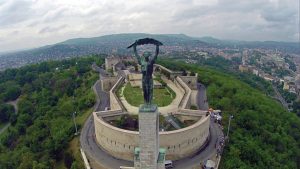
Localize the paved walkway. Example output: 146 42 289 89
271 84 290 111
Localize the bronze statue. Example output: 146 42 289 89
128 38 163 105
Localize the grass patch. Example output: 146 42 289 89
122 83 175 107
110 114 139 131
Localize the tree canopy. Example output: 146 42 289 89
0 55 103 169
159 59 300 169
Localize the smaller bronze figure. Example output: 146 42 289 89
128 38 163 105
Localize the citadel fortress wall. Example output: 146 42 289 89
94 63 210 161
94 111 210 161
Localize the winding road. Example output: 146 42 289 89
271 84 290 111
81 65 132 168
80 65 223 169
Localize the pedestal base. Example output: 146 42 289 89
134 104 165 169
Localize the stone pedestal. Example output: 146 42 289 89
134 104 165 169
157 148 166 169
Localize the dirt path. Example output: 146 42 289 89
0 97 20 135
6 97 19 114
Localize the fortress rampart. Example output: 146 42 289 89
94 64 210 161
94 112 210 161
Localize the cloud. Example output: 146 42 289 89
42 7 67 22
0 0 298 52
260 0 297 24
39 24 68 34
0 0 33 27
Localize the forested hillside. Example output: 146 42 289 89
0 55 103 168
159 60 300 169
1 56 299 169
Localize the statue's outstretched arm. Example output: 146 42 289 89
151 45 159 64
133 45 141 65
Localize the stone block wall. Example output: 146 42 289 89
138 108 159 169
179 75 198 90
94 63 210 163
94 113 139 160
105 57 120 71
175 76 192 109
101 76 118 92
109 77 124 110
94 112 210 161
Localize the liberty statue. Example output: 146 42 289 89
128 38 163 105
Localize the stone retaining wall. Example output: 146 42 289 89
94 112 210 161
154 64 183 80
179 75 198 90
101 76 118 92
109 77 124 110
94 64 210 162
175 76 192 109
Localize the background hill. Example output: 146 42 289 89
198 36 300 54
0 33 299 71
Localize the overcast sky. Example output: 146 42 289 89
0 0 299 52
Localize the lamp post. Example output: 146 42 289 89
73 111 79 135
226 115 234 143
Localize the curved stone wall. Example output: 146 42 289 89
109 76 124 110
95 63 210 162
94 112 210 161
179 75 198 90
108 67 194 114
119 76 186 115
175 76 192 109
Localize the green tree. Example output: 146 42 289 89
0 104 15 123
158 59 300 169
